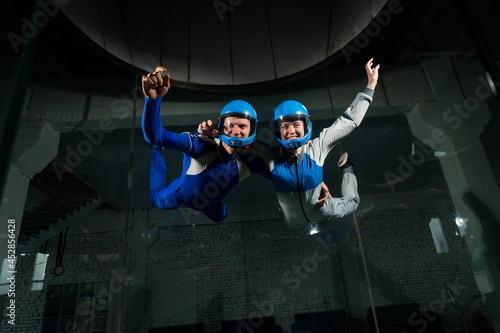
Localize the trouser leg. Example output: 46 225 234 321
340 166 359 206
202 201 228 222
149 149 178 209
324 167 360 219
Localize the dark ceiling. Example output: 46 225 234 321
2 0 500 91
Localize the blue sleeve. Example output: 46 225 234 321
141 96 202 154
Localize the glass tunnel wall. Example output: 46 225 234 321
1 5 500 333
2 61 500 333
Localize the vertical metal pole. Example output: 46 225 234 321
117 74 138 333
446 287 470 333
353 212 381 333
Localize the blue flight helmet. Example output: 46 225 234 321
217 100 257 147
273 100 312 148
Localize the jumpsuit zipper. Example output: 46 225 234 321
294 157 311 223
219 153 238 182
217 142 238 181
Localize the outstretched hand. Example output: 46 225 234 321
197 120 219 136
365 58 380 90
142 67 170 99
315 182 330 206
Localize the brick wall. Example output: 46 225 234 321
1 231 129 333
353 207 492 332
3 207 493 333
145 219 344 332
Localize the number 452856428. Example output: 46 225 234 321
7 219 16 265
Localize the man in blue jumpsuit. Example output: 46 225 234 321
142 67 270 222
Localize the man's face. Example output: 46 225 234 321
222 117 251 138
280 120 304 141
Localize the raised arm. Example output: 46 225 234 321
141 68 199 153
142 67 170 99
314 59 380 160
366 57 379 90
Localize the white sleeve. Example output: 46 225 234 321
310 92 373 165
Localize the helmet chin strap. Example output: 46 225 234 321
219 133 255 148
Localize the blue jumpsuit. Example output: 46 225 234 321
142 97 269 222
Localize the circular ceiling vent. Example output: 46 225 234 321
57 0 388 90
